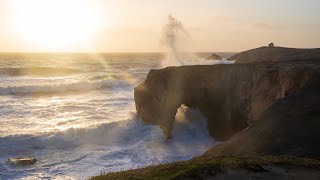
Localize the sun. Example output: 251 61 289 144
13 0 98 51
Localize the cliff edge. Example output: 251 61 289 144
229 47 320 63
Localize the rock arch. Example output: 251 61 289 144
135 64 315 141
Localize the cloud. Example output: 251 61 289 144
252 22 273 30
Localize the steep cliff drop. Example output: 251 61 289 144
203 76 320 158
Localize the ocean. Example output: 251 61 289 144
0 52 234 179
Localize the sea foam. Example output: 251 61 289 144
0 107 215 179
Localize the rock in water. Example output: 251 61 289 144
205 53 222 60
7 158 37 165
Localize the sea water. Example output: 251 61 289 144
0 52 234 179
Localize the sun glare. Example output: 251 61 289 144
13 0 98 51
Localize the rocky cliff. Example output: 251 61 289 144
229 47 320 63
203 75 320 158
97 49 320 180
134 61 320 142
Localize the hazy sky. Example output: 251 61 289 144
0 0 320 52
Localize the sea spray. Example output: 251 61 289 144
160 15 235 67
161 15 192 67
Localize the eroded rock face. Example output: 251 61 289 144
203 77 320 158
134 61 320 141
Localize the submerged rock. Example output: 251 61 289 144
7 158 37 165
205 53 222 60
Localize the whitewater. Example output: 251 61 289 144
0 52 234 179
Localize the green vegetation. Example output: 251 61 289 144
90 156 320 180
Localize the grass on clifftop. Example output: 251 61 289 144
90 156 320 180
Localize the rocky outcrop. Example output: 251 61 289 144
229 47 320 63
134 61 320 141
7 157 37 165
203 76 320 158
205 53 222 60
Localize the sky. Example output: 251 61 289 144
0 0 319 52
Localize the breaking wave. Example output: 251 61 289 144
0 79 131 95
0 108 214 151
0 67 83 77
0 107 215 178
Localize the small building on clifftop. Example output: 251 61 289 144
269 43 274 47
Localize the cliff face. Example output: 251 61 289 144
229 47 320 63
134 61 320 141
203 76 320 158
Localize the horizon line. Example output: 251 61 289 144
0 51 239 54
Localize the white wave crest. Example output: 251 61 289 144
0 108 215 158
0 79 131 95
0 109 215 178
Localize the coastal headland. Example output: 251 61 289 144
94 46 320 179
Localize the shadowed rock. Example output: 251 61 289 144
203 77 320 158
134 61 320 141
